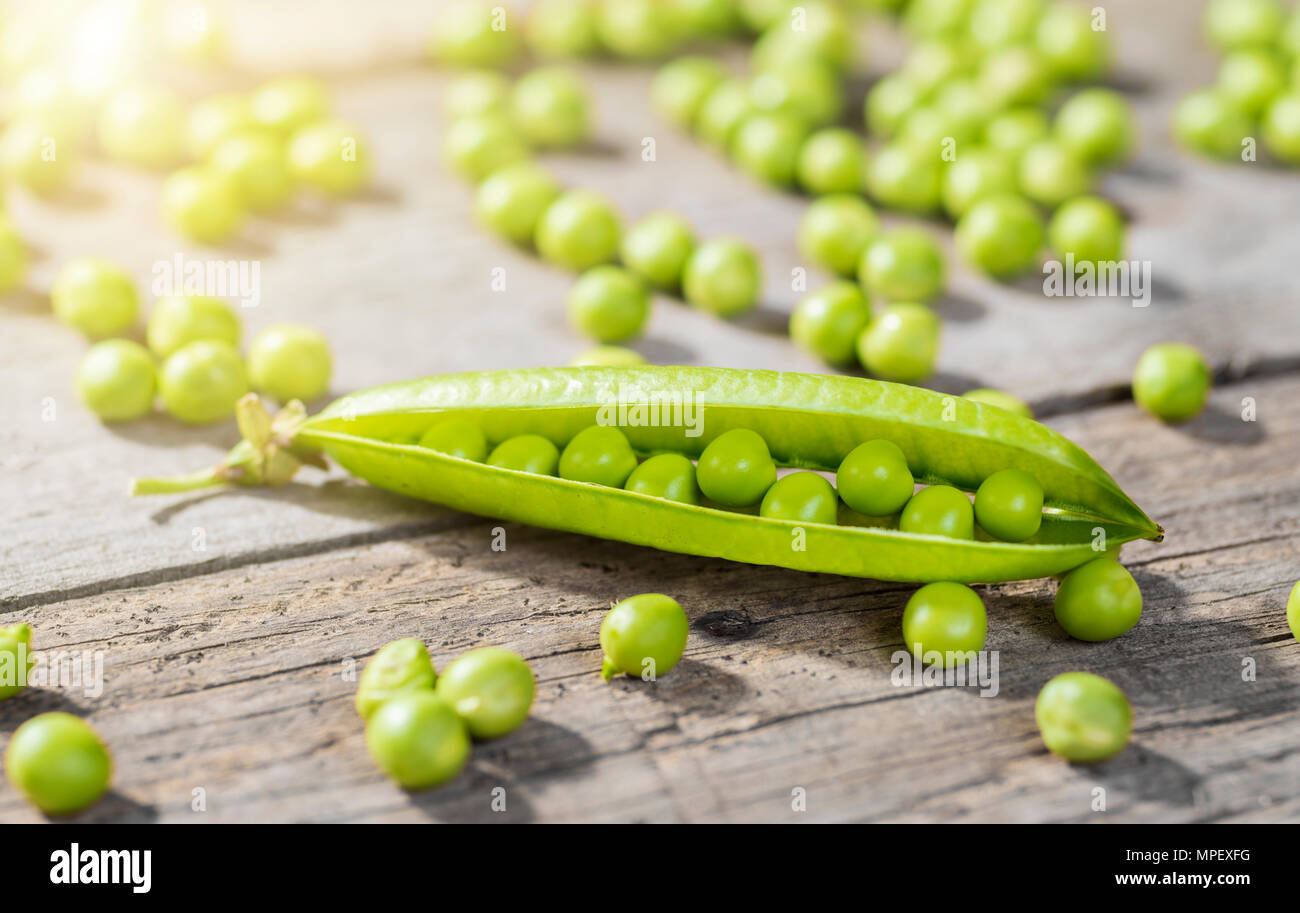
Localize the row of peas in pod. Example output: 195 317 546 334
48 257 332 424
1172 0 1300 164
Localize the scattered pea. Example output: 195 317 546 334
188 93 256 160
0 117 79 194
1287 581 1299 642
567 265 650 343
419 418 488 461
963 388 1033 418
487 434 560 475
570 345 647 366
864 73 925 139
1054 89 1138 167
796 127 867 195
474 162 562 245
159 339 249 424
146 296 239 359
1171 89 1251 160
1035 1 1110 81
436 646 535 739
899 484 974 539
1263 93 1300 163
444 70 512 120
1203 0 1284 53
1053 557 1142 641
1017 139 1090 208
866 142 943 214
4 712 113 815
1035 671 1132 763
210 131 295 211
1047 195 1125 267
511 66 589 148
527 0 602 59
902 0 973 39
0 623 34 700
797 195 879 279
955 192 1045 277
696 427 777 507
857 302 941 383
902 582 987 662
898 105 981 155
837 439 914 517
901 38 973 96
858 228 945 303
942 148 1018 219
288 119 370 196
672 0 741 39
442 114 531 183
789 281 871 366
1132 342 1212 424
695 78 755 149
51 257 140 339
760 471 838 524
730 112 808 187
749 1 854 72
599 593 689 681
355 638 437 720
161 167 246 244
98 85 185 170
624 453 700 505
969 0 1045 51
747 62 843 127
682 237 762 317
652 56 729 129
429 0 523 69
250 75 331 136
982 107 1050 164
559 424 638 487
535 189 623 271
620 211 696 289
365 691 470 789
246 323 332 403
596 0 682 60
76 340 157 423
978 45 1055 110
974 468 1043 541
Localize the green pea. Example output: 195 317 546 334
535 189 623 271
749 1 854 73
900 38 973 96
974 468 1043 542
1285 7 1300 59
789 281 871 366
1263 93 1300 163
899 484 974 539
651 56 728 129
1047 195 1124 267
0 117 81 195
1034 671 1132 763
730 112 808 187
246 323 332 403
488 434 560 475
98 85 185 170
682 237 762 317
211 131 295 211
429 0 523 68
1053 557 1142 642
76 339 157 423
559 424 638 487
858 228 945 303
288 119 371 197
355 638 437 720
51 257 140 339
419 417 488 461
902 0 973 39
566 265 650 344
596 0 683 59
1132 342 1211 424
1034 2 1110 81
864 73 925 139
442 114 530 183
897 105 981 157
797 194 880 279
866 142 943 214
188 93 257 159
932 78 1000 132
856 302 941 383
1203 0 1284 53
146 295 240 358
443 70 512 120
1017 139 1090 208
836 439 914 517
696 427 777 507
942 148 1018 219
436 646 536 739
624 453 700 505
963 387 1032 418
249 75 331 137
160 166 246 244
969 0 1045 51
955 192 1045 278
983 107 1050 165
747 62 843 127
526 0 601 59
1171 89 1253 160
0 220 27 292
4 712 113 815
159 339 249 424
977 46 1055 110
695 78 755 149
570 345 647 366
759 471 837 525
796 127 867 195
672 0 741 38
902 582 987 663
365 691 470 789
0 623 33 700
510 66 589 148
599 593 689 681
1054 90 1137 169
1220 49 1288 119
1287 581 1299 642
619 211 696 289
474 162 562 245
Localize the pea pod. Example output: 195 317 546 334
132 367 1162 583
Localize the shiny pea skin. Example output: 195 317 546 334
974 468 1043 541
798 194 880 278
955 193 1045 278
1054 88 1138 167
51 257 140 339
436 646 535 739
355 638 437 719
696 427 777 507
900 484 974 539
983 107 1051 164
796 127 867 195
1053 557 1142 641
1132 342 1212 424
789 281 871 366
566 265 650 344
942 149 1018 219
600 593 689 681
535 189 623 271
1018 139 1091 208
474 162 562 245
856 302 941 384
442 114 530 183
620 211 696 289
526 0 602 59
0 623 34 700
365 691 470 789
246 323 332 403
510 66 590 148
159 340 249 424
559 424 638 487
5 712 113 815
488 434 560 475
866 142 943 214
429 0 523 68
146 295 240 359
759 471 838 525
902 582 987 663
160 166 246 244
747 62 843 127
694 78 754 148
210 131 295 211
837 439 914 517
444 70 512 120
419 417 488 461
730 112 808 187
858 228 945 303
76 339 157 423
1172 89 1253 159
1048 195 1124 267
1035 671 1132 763
681 237 762 317
624 452 700 505
651 56 728 129
864 73 925 139
1035 1 1111 81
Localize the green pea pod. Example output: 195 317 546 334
132 367 1162 584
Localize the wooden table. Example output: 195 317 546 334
1 0 1297 823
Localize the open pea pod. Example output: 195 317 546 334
133 366 1162 584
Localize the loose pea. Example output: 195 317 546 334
527 0 602 59
978 46 1055 110
652 56 729 129
899 484 974 539
1263 93 1300 164
161 167 246 244
566 265 650 344
898 105 981 157
146 296 240 359
900 38 973 96
510 66 589 148
963 388 1032 418
760 471 838 525
789 281 871 366
1285 8 1300 59
1053 557 1142 641
76 340 157 423
858 228 945 303
1218 49 1288 119
974 468 1043 542
159 340 249 424
730 112 808 187
1047 195 1124 267
246 323 332 403
288 119 370 196
1171 89 1253 160
749 1 854 72
355 638 437 720
599 593 689 681
797 194 880 278
1035 2 1110 81
619 211 696 289
0 117 80 194
429 0 523 68
596 0 682 59
624 453 700 505
419 418 488 462
942 148 1018 219
955 193 1045 277
365 692 470 789
864 73 925 139
796 127 867 195
444 70 512 120
474 162 562 245
4 713 113 815
932 79 999 135
696 427 777 507
672 0 741 38
535 189 623 271
0 222 26 292
856 302 941 383
51 258 140 339
1034 672 1132 763
442 114 531 183
681 237 762 317
1287 581 1300 642
747 62 843 127
1054 89 1138 168
739 0 801 32
1017 139 1090 208
188 93 256 160
902 582 987 663
969 0 1045 51
902 0 973 39
837 439 914 517
98 85 185 170
210 131 295 211
1132 342 1212 424
488 434 560 475
1203 0 1284 53
866 142 943 214
250 75 331 136
436 647 535 739
570 345 646 366
694 78 755 149
559 424 638 487
0 623 34 700
983 107 1050 164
